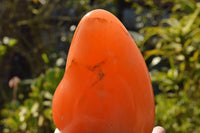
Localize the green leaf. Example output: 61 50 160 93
24 99 34 111
0 45 7 56
43 91 53 100
144 49 166 60
41 53 49 64
189 50 199 62
38 115 44 127
141 27 160 44
44 68 64 92
2 118 18 131
43 100 52 107
161 18 181 27
8 39 17 47
182 6 200 35
43 108 52 120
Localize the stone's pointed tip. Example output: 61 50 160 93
83 9 116 22
78 9 127 35
86 9 110 15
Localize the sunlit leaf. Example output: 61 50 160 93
0 45 7 56
182 6 200 35
41 53 49 64
43 108 52 120
38 115 44 127
8 39 17 47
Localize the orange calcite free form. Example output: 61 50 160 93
52 9 155 133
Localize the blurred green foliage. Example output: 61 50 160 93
1 68 64 133
0 0 200 133
141 1 200 132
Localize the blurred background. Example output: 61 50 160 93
0 0 200 132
